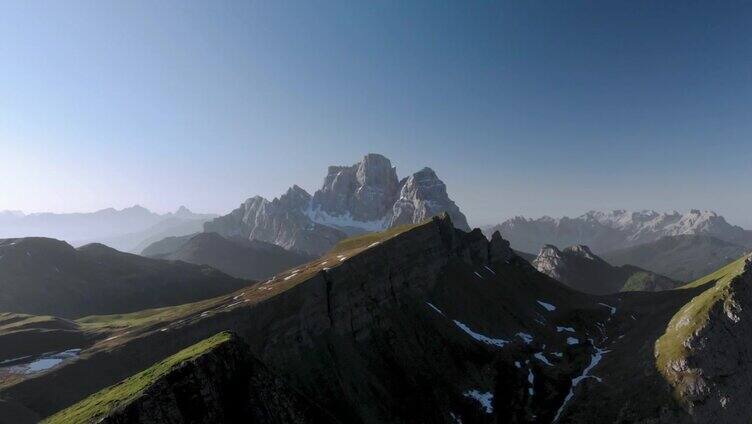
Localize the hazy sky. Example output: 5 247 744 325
2 1 751 227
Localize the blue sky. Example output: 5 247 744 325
1 1 751 226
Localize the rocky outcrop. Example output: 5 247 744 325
311 154 400 223
485 209 752 254
661 257 752 423
389 168 470 231
204 187 347 255
488 230 514 263
533 245 570 283
205 154 470 255
533 244 678 294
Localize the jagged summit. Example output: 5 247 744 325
533 243 678 294
311 153 400 224
562 244 598 260
485 209 752 254
205 154 470 255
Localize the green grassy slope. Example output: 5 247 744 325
654 253 751 384
42 332 233 424
328 221 422 254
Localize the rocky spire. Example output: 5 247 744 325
389 167 470 231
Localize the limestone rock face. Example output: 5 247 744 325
311 153 400 223
205 154 470 255
204 187 346 255
532 243 678 294
389 168 470 231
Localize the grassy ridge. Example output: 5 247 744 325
0 313 66 332
655 254 751 385
76 295 227 331
329 222 423 255
43 332 233 424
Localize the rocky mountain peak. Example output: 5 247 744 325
206 154 470 255
311 154 399 223
532 245 567 283
173 205 192 217
278 185 312 210
389 167 470 231
488 230 514 263
122 204 152 215
356 153 396 186
537 244 563 256
563 244 598 260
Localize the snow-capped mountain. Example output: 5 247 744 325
484 209 752 254
204 154 470 255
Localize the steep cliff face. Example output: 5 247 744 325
204 154 469 255
311 154 400 223
204 187 347 255
532 245 570 283
656 256 752 423
389 168 470 231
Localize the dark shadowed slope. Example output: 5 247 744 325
3 215 631 423
533 244 680 294
0 215 703 424
0 238 248 318
44 332 334 424
141 232 314 280
12 217 752 423
602 234 749 281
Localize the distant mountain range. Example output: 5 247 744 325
484 209 752 254
532 244 680 294
0 237 246 318
204 153 470 255
142 232 314 280
0 205 216 253
602 234 749 282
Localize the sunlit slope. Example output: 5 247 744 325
655 252 752 422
